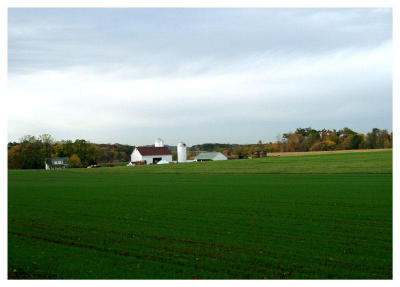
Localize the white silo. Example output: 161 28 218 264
177 142 187 163
155 138 164 147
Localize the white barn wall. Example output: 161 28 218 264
131 149 143 162
131 148 172 165
142 155 172 165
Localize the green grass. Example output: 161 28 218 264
8 151 392 279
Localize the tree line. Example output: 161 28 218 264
8 135 133 169
189 127 392 158
8 127 392 169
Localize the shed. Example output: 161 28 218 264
194 152 227 162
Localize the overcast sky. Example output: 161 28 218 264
8 8 392 146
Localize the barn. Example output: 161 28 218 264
194 152 227 162
131 138 172 165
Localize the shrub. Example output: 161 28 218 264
68 154 82 168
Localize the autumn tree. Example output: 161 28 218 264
38 134 55 158
365 128 391 149
8 146 21 169
72 139 100 166
62 140 74 156
18 135 45 169
68 154 82 168
310 140 336 151
328 130 339 145
232 146 246 158
376 129 390 148
53 143 67 157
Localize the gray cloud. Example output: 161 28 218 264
8 8 392 74
7 8 392 145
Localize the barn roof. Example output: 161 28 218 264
195 152 223 160
137 146 171 156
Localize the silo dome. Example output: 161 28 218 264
177 142 187 163
155 138 164 147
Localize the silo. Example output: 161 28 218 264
177 142 187 163
155 138 164 147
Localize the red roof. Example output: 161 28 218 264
137 146 171 156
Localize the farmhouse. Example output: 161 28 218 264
45 157 69 170
131 138 172 165
194 152 227 162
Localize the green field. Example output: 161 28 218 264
8 151 392 279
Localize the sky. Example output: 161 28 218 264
7 8 392 146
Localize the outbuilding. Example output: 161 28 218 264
194 152 227 162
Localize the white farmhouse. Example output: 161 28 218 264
45 157 69 170
131 138 172 165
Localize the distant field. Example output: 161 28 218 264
8 151 392 279
86 150 391 174
267 148 392 157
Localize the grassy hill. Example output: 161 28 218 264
8 151 392 279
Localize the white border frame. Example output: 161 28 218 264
1 1 398 286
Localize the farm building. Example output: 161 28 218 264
45 157 69 170
252 150 267 158
131 138 172 165
194 152 227 162
177 142 187 163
